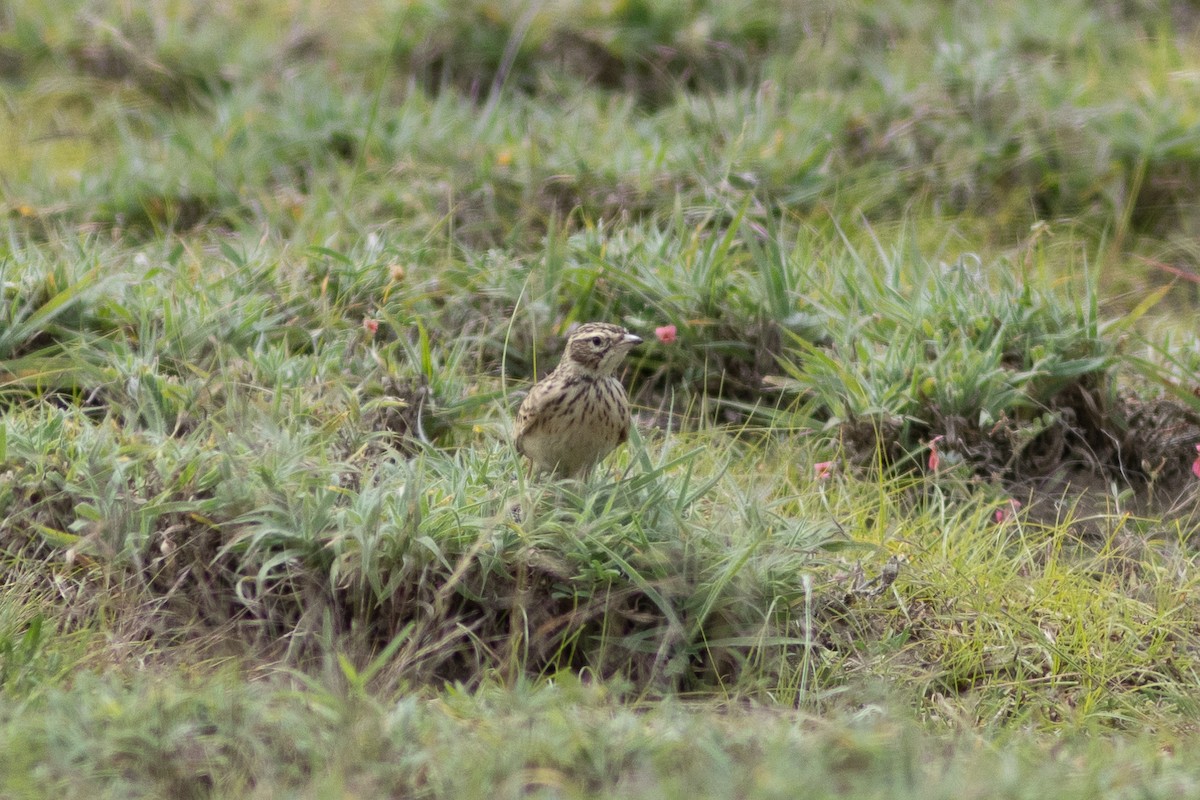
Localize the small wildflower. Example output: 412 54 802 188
814 461 834 480
927 435 944 472
1192 444 1200 480
655 324 678 344
363 318 379 337
994 498 1023 523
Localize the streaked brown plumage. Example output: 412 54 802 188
514 322 643 478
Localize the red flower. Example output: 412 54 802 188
814 461 834 480
927 435 944 472
994 498 1023 523
363 318 379 337
655 324 678 344
1192 444 1200 480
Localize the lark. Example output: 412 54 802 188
514 322 643 478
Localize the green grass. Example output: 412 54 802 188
7 672 1200 799
3 0 1200 796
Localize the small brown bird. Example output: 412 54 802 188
514 322 643 478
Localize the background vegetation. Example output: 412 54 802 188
3 0 1200 796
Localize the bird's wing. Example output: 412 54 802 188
513 377 571 453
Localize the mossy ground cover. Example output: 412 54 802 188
3 0 1200 796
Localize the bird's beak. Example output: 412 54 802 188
624 333 643 346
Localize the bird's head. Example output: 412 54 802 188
560 322 642 376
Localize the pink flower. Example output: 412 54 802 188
927 435 944 472
655 324 677 344
814 461 834 480
363 318 379 336
993 498 1023 523
1192 444 1200 480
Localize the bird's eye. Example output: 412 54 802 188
591 336 603 347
